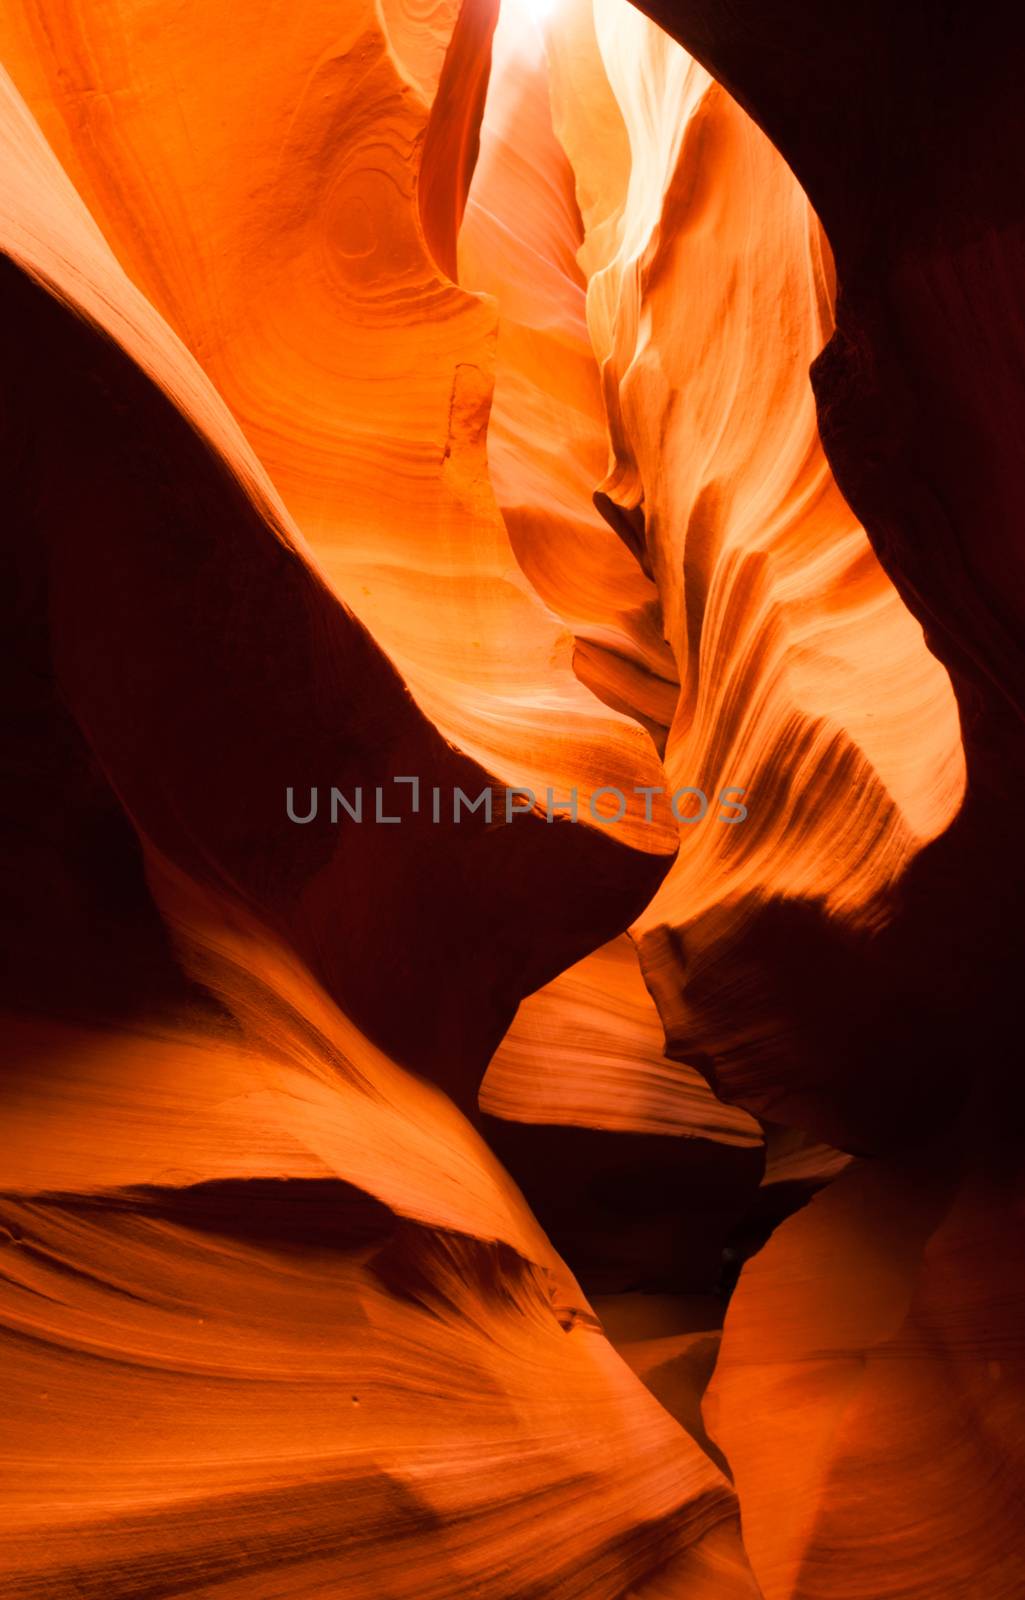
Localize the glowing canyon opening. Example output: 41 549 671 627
2 0 1024 1596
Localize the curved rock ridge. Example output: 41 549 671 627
460 0 963 1159
457 24 1024 1592
605 0 1025 1140
477 930 765 1295
460 7 729 1202
0 61 674 1102
0 36 756 1597
0 843 753 1596
4 0 1020 1591
0 1192 753 1599
459 0 681 752
480 935 759 1145
460 6 771 1269
577 3 1025 1583
0 0 675 853
544 0 965 910
2 843 583 1291
469 0 964 1153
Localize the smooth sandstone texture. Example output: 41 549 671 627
0 55 673 1101
0 0 674 851
540 0 966 1150
608 0 1025 1151
707 1153 1025 1600
1 883 752 1598
0 11 744 1595
3 0 1022 1594
573 1 1025 1592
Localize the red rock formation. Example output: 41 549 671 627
2 0 1023 1592
708 1151 1025 1599
570 1 1025 1590
0 14 735 1591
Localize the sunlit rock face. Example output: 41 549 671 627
466 0 967 1150
2 0 1023 1594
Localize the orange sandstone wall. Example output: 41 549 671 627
2 0 1023 1594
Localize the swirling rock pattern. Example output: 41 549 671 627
2 0 1023 1594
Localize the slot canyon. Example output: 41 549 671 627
1 0 1024 1594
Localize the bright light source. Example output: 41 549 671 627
502 0 557 34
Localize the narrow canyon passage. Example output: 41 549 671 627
1 0 1024 1595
